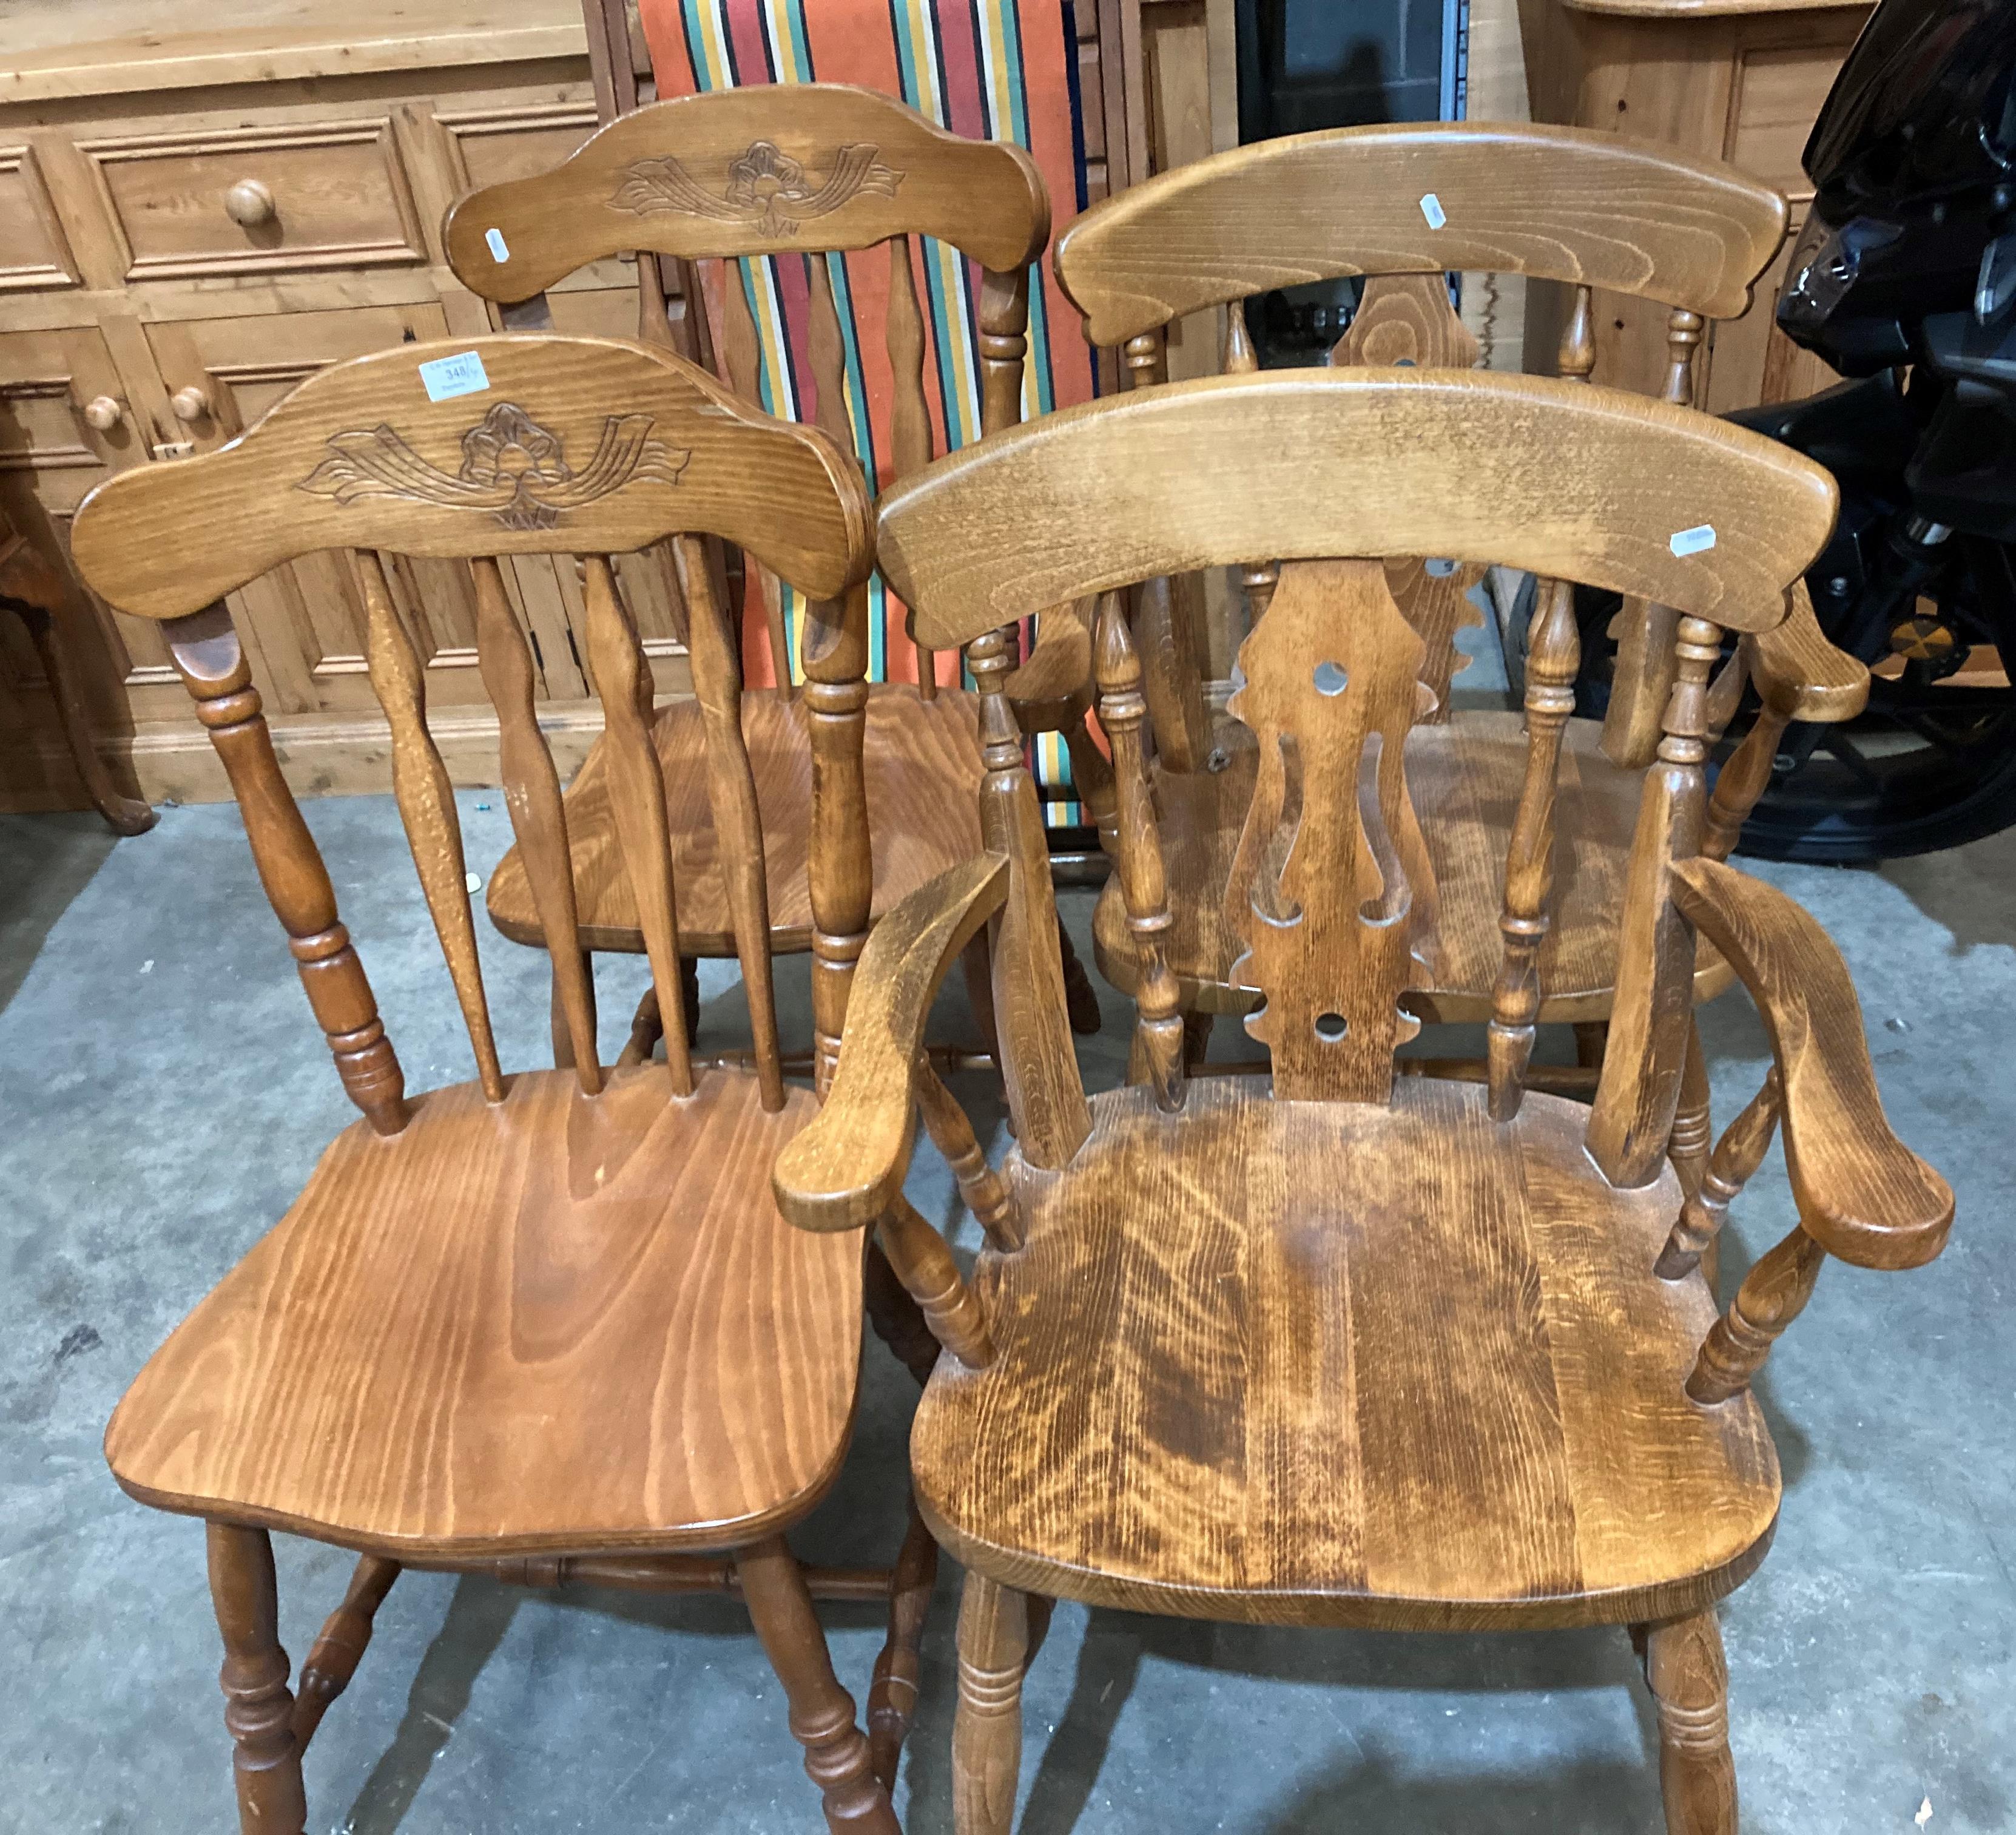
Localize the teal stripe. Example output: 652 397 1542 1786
825 251 878 493
868 575 888 683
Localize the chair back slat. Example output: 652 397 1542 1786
70 333 872 1126
679 532 787 1110
1222 559 1439 1101
164 603 409 1134
471 553 601 1093
712 259 797 697
581 552 695 1095
884 234 939 697
357 548 504 1103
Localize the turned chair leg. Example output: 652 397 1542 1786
737 1536 897 1834
953 1571 1029 1835
207 1523 308 1835
1642 1609 1738 1835
292 1555 400 1747
866 1493 939 1789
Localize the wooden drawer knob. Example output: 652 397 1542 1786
170 386 209 424
224 178 277 228
82 395 124 431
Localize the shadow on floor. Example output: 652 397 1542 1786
0 812 117 1014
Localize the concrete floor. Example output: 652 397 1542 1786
2 788 2011 1835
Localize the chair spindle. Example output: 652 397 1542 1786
165 604 407 1135
357 551 504 1104
1224 300 1280 629
1095 592 1185 1111
878 1194 995 1369
580 553 695 1095
914 1060 1020 1251
885 234 938 697
716 259 794 696
471 555 600 1094
1664 307 1706 406
676 533 786 1110
1487 577 1580 1120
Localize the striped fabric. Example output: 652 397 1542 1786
637 0 1098 823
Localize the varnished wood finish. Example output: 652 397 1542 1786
1090 712 1737 1023
1687 1223 1825 1405
445 83 1048 298
1225 559 1438 1103
914 1079 1779 1630
775 853 1008 1236
1659 1068 1781 1279
1670 859 1954 1268
737 1536 898 1835
1053 121 1786 348
878 373 1836 651
208 1524 307 1835
485 686 985 953
80 328 903 1833
70 336 872 620
161 605 408 1135
108 1067 860 1557
952 1573 1028 1835
1645 1610 1739 1834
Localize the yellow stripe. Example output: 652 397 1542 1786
764 0 807 84
692 1 733 88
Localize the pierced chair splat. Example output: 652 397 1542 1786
777 367 1952 1835
71 331 930 1835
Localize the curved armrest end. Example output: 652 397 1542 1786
1670 857 1954 1270
1747 581 1869 724
774 853 1010 1234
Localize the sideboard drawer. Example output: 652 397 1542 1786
78 118 427 283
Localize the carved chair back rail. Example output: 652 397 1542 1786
775 365 1950 1835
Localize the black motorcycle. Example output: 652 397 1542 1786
1590 0 2016 862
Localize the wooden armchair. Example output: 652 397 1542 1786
1051 121 1869 1174
443 82 1107 1058
67 332 993 1835
775 368 1953 1833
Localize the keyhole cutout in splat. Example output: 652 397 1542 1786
1313 660 1349 696
1315 1013 1348 1042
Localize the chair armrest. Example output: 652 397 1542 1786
1746 581 1869 723
774 853 1009 1234
1668 857 1952 1269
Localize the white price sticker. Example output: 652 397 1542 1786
1420 192 1447 230
484 226 510 262
418 351 490 403
1669 524 1718 558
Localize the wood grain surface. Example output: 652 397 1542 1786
69 334 875 621
1670 859 1954 1269
913 1078 1779 1631
485 683 983 955
1091 711 1735 1022
443 83 1048 301
877 371 1838 653
106 1065 863 1558
1052 121 1787 346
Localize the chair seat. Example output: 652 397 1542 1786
106 1065 864 1560
1092 711 1733 1022
487 683 983 955
912 1077 1779 1631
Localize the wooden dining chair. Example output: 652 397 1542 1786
441 81 1107 1062
68 332 1005 1835
774 368 1954 1833
1050 121 1869 1188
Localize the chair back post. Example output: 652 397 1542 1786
164 603 408 1136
